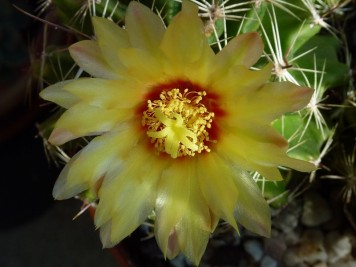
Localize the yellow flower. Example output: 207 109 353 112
40 1 315 264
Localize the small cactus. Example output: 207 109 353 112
32 0 355 264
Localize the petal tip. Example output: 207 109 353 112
91 16 106 28
303 161 318 172
127 1 151 20
39 89 47 100
291 85 314 109
49 129 75 145
181 0 199 14
243 31 262 42
52 180 69 200
68 42 85 56
127 0 140 9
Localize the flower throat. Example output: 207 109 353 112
142 88 215 158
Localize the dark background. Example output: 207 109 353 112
0 1 117 266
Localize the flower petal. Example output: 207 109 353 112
197 153 240 231
62 78 143 109
94 144 161 227
53 124 139 199
197 153 271 236
230 167 271 237
117 48 164 82
95 145 165 246
49 103 132 145
209 210 220 232
155 161 190 258
256 148 317 172
126 1 165 53
218 133 285 181
212 63 273 98
92 16 130 72
220 120 287 148
252 164 283 181
216 124 288 181
69 40 120 79
52 152 86 200
175 169 211 265
185 43 215 84
159 0 214 81
218 129 316 173
99 221 115 248
40 80 79 109
155 159 214 263
216 32 263 69
235 82 313 122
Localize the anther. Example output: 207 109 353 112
142 88 214 158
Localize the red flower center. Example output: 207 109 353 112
140 80 224 158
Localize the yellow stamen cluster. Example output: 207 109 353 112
142 88 215 158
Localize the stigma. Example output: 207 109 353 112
142 88 214 158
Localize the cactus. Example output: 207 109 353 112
33 0 355 265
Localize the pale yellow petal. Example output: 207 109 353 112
176 169 211 265
218 132 284 181
252 164 283 181
95 146 165 246
217 128 276 167
62 78 143 109
159 1 214 82
52 152 86 200
92 16 129 72
209 209 220 232
198 152 271 237
255 148 317 172
235 82 313 122
53 124 139 199
212 63 273 98
220 117 287 147
197 153 239 230
230 167 271 237
216 32 263 69
218 80 314 174
117 48 164 82
69 40 120 79
217 126 287 179
160 1 201 64
155 161 190 258
184 43 215 84
218 128 316 173
99 221 115 248
40 80 79 109
216 140 256 173
94 144 163 226
49 103 132 145
126 1 165 53
166 230 180 260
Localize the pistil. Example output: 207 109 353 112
142 88 214 158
